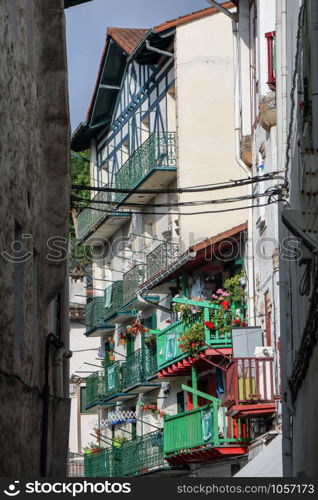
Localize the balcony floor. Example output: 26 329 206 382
158 348 232 378
226 403 277 419
117 167 177 206
85 325 116 337
80 212 131 246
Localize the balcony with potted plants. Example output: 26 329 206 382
156 284 247 378
85 326 160 408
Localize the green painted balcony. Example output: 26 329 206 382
163 401 249 464
85 345 159 408
103 281 124 322
121 347 158 392
146 241 180 281
115 132 177 205
84 448 113 477
77 190 131 244
84 431 170 477
85 297 112 336
85 282 124 336
156 298 247 374
85 362 122 408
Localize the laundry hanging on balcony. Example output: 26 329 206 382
166 332 177 361
107 365 115 391
201 407 213 443
105 285 113 309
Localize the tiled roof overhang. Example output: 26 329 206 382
71 2 236 151
138 222 247 295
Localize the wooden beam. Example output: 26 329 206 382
181 384 220 404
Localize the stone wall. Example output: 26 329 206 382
0 0 70 476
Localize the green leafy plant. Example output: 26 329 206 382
223 271 246 303
173 300 203 326
178 322 205 355
113 436 128 448
144 333 156 350
209 309 233 337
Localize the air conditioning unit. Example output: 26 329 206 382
254 346 274 357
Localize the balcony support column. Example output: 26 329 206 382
191 364 198 409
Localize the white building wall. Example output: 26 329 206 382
69 279 99 454
175 12 247 250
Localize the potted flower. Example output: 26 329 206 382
173 300 203 326
144 333 156 350
128 320 149 336
223 272 246 305
119 332 126 346
178 323 205 355
211 289 231 310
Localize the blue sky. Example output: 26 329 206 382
65 0 208 131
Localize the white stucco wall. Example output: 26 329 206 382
175 12 247 250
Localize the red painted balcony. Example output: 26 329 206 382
222 357 278 418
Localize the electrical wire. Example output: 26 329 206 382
71 198 280 217
71 190 279 208
71 171 283 195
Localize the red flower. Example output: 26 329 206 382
205 321 215 329
234 318 240 325
241 321 247 327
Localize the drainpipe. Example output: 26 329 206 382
232 15 256 326
145 40 174 58
276 0 293 477
311 0 318 148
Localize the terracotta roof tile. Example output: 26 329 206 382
154 2 234 32
107 27 148 55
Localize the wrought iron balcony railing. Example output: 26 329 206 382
115 132 177 204
85 297 107 330
122 264 146 306
121 346 157 391
84 448 113 477
85 362 122 407
104 281 124 320
164 401 249 458
77 190 112 241
146 241 179 280
84 431 167 477
85 344 157 408
85 371 107 407
116 431 167 477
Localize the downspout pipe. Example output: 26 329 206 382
276 0 293 477
311 0 318 148
231 9 256 326
206 0 238 21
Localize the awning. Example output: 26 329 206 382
234 434 282 477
